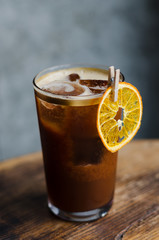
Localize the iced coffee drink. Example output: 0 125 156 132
33 64 124 222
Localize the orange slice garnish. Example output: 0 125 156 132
97 82 143 152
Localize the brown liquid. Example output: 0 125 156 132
35 99 117 212
35 67 119 212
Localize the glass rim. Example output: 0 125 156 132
33 63 125 106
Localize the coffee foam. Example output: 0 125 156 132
37 67 108 97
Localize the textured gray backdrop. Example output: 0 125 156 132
0 0 159 161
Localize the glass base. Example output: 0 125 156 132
48 200 113 222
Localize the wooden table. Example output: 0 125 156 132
0 140 159 240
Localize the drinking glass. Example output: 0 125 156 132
33 64 124 222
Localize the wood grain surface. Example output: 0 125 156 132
0 140 159 240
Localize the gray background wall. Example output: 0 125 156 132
0 0 159 161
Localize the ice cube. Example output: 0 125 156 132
68 73 80 82
79 79 108 88
42 80 87 96
79 79 108 94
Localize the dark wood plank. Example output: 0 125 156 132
0 140 159 240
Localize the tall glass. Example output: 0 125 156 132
33 64 124 222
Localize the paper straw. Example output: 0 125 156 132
108 66 115 86
113 69 120 102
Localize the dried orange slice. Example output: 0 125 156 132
97 82 143 152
